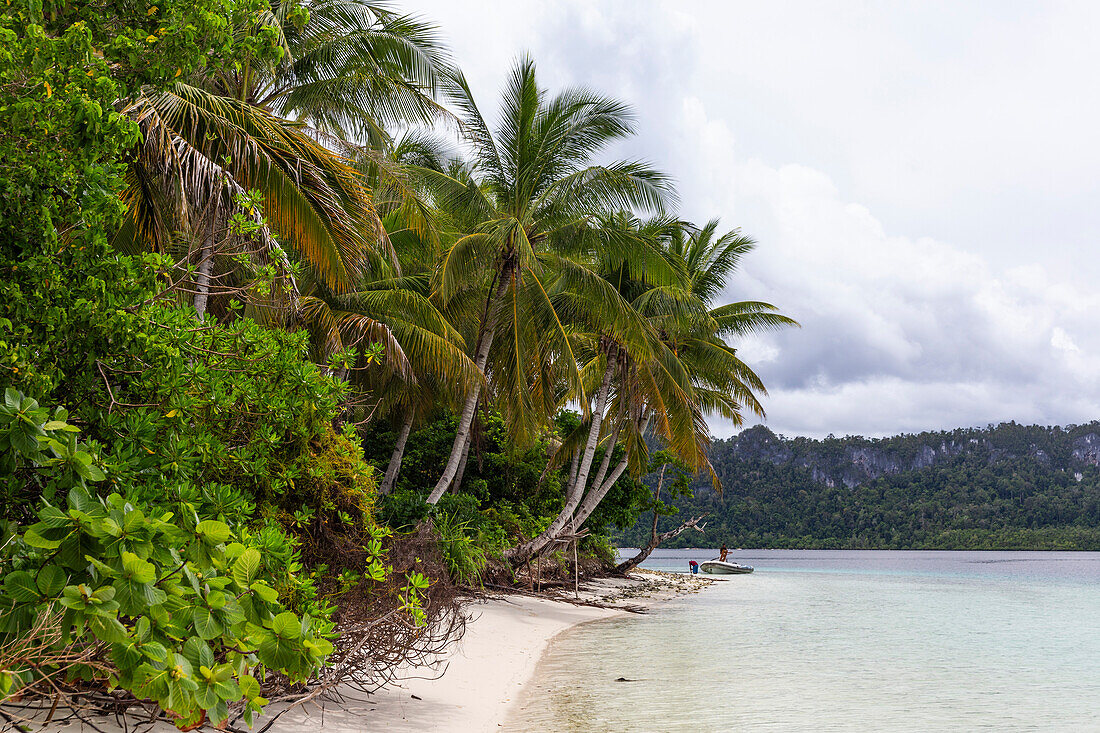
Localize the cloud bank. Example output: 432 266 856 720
416 0 1100 438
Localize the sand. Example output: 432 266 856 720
265 594 615 733
263 571 710 733
22 571 709 733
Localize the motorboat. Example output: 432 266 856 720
698 559 754 574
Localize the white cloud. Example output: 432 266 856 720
413 0 1100 438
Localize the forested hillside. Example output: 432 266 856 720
617 423 1100 549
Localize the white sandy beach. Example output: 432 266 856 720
31 572 708 733
264 571 709 733
267 594 616 733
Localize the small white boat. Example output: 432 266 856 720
699 559 754 575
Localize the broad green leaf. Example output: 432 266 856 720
239 674 260 700
249 580 279 603
270 611 300 639
4 571 39 602
91 585 117 603
36 565 66 597
60 585 88 609
213 677 240 701
121 552 156 584
86 555 118 579
196 683 219 709
209 700 229 727
122 509 145 533
37 505 71 528
88 614 129 644
258 634 296 670
232 548 261 587
305 637 334 657
73 453 106 481
196 520 231 545
23 527 61 549
193 607 223 640
11 424 40 455
183 636 216 669
115 578 166 614
142 641 168 662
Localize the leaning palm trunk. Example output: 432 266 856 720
504 352 617 563
450 439 471 493
615 512 708 574
427 269 511 504
379 412 414 496
572 412 652 531
587 400 625 502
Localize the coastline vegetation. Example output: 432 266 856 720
618 425 1100 550
3 0 1094 726
0 0 793 727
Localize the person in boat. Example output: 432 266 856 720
719 544 729 562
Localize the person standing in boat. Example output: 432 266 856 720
719 544 729 562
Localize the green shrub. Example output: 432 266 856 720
0 391 332 728
434 511 488 586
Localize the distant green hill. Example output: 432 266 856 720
615 422 1100 550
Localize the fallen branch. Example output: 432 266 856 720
615 513 709 574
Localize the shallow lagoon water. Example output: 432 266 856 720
504 550 1100 732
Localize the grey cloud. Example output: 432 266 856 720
415 1 1100 438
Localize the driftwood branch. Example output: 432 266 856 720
615 513 710 575
657 514 708 544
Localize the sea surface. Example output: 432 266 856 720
504 549 1100 732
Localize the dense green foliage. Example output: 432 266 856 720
1 0 791 724
371 409 646 574
0 388 339 727
0 0 421 726
617 424 1100 550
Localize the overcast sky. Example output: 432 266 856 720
414 1 1100 439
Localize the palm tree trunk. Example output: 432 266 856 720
564 448 581 495
450 436 471 493
573 412 651 529
427 269 511 504
193 201 217 320
567 345 617 503
379 412 414 496
505 349 617 563
588 399 625 500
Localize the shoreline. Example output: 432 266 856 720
264 570 711 733
30 571 708 733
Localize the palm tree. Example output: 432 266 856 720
504 215 687 561
351 133 473 495
298 203 479 495
114 0 455 317
221 0 452 143
414 56 673 504
503 213 685 561
569 220 799 532
118 87 380 316
508 218 797 562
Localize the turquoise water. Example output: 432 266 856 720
504 550 1100 732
